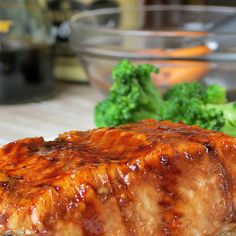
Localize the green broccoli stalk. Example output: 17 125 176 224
95 60 162 127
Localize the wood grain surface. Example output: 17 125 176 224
0 82 103 144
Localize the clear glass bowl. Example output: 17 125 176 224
70 5 236 100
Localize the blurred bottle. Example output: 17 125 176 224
0 0 54 104
46 0 142 83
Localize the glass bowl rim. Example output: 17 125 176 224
70 4 236 36
70 4 236 61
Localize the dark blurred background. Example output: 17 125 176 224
146 0 236 5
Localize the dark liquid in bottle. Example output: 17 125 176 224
0 41 54 104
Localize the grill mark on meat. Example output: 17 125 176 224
115 168 138 235
158 153 182 235
206 143 236 225
202 141 236 224
82 203 105 236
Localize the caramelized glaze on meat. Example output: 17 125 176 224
1 120 236 235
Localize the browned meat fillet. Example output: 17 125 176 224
1 120 236 235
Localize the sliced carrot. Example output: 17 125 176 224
138 45 212 58
150 60 210 89
137 44 212 89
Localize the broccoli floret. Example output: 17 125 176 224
164 82 205 101
95 60 161 127
158 83 225 131
160 82 236 136
204 84 227 104
207 102 236 136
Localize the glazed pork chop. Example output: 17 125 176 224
1 120 236 235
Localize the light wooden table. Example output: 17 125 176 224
0 82 103 145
